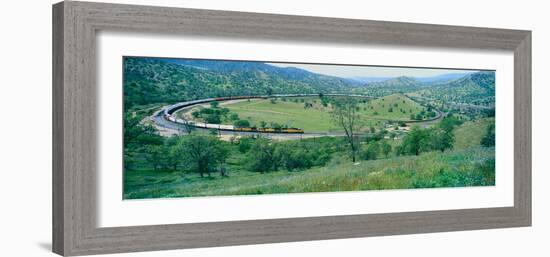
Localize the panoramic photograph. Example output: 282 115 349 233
123 56 496 200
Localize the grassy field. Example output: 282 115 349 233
124 117 495 199
222 94 425 132
223 98 338 132
454 117 494 150
362 93 424 120
124 146 495 199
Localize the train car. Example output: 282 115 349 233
283 128 305 133
236 127 255 132
233 127 304 134
256 128 275 133
193 122 208 129
218 124 235 130
160 95 308 134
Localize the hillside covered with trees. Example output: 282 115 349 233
123 57 355 110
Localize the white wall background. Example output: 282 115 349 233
0 0 547 256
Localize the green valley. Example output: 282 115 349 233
122 56 496 199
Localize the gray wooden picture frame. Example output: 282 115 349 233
52 1 531 256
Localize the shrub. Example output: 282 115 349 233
380 140 392 157
276 145 313 171
210 101 219 108
204 113 221 124
481 123 495 147
247 138 277 173
233 119 251 128
229 113 239 121
360 141 380 160
237 137 254 153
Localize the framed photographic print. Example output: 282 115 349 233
53 1 531 256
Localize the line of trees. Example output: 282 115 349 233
124 113 231 177
136 135 230 177
125 110 339 177
243 137 336 173
396 116 461 156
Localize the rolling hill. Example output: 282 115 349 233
363 93 425 120
124 56 495 110
417 71 495 106
366 76 421 88
123 57 355 109
357 76 424 97
352 71 495 105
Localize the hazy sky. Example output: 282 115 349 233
267 62 478 78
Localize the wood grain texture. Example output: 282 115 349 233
514 32 532 224
52 1 532 256
52 2 65 255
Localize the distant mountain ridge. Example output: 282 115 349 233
344 71 494 101
416 72 473 83
418 71 496 106
162 58 351 84
357 72 474 87
366 76 421 88
123 57 495 109
347 76 392 84
431 71 495 90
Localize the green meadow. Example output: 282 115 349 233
124 147 494 199
223 97 337 132
220 93 427 132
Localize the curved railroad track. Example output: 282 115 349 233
151 94 444 137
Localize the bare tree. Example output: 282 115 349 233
331 98 363 162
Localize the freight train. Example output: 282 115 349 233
161 95 305 134
234 127 304 134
